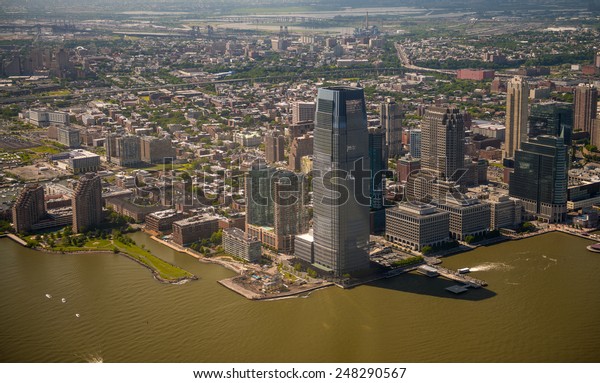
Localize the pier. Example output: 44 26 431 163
431 265 488 288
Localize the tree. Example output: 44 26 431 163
210 230 223 245
465 235 475 244
294 263 302 272
307 268 317 278
421 246 433 255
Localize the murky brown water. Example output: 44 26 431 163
1 231 599 362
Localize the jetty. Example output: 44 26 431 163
431 265 488 288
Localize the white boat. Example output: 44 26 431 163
61 298 66 303
45 294 52 299
458 268 470 274
75 313 80 318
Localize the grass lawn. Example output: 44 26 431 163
114 239 194 281
50 238 114 253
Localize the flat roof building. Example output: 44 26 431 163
172 214 219 246
385 203 450 251
437 198 491 241
223 227 262 263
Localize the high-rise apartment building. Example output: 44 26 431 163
107 135 141 167
504 76 529 159
312 86 370 276
245 159 276 227
380 97 402 158
245 160 308 253
288 133 313 172
509 136 568 223
574 84 598 133
264 130 286 164
292 101 316 124
12 184 46 233
72 173 103 233
420 107 465 182
140 136 175 164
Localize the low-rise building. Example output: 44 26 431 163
223 227 262 262
145 209 184 233
438 198 491 241
52 149 100 174
385 203 450 251
172 214 219 246
488 193 522 230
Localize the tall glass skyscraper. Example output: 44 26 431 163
312 87 370 276
509 135 567 223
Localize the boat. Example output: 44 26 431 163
45 294 52 299
458 268 470 274
75 314 80 318
61 298 66 303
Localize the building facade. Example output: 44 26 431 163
72 173 103 233
504 76 529 159
420 107 465 182
380 97 402 158
437 199 491 241
223 227 262 262
509 135 568 223
12 184 45 233
172 214 219 246
385 203 450 251
574 84 598 133
312 86 370 276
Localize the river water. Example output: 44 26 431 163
1 231 599 362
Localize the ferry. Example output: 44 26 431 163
458 268 470 274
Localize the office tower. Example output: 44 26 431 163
312 86 370 276
409 129 421 158
264 130 285 164
509 136 568 223
72 173 103 233
574 84 598 133
12 184 45 233
528 101 573 144
380 97 402 158
420 107 465 182
140 136 175 164
288 133 313 172
504 76 529 159
292 101 316 124
368 127 387 210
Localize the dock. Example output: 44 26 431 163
431 265 488 288
445 285 469 294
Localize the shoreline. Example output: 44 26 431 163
150 234 337 300
4 233 197 285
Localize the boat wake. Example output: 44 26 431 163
77 352 103 363
469 262 514 272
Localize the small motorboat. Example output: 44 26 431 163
45 294 52 299
458 268 470 274
61 298 67 303
75 313 80 318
